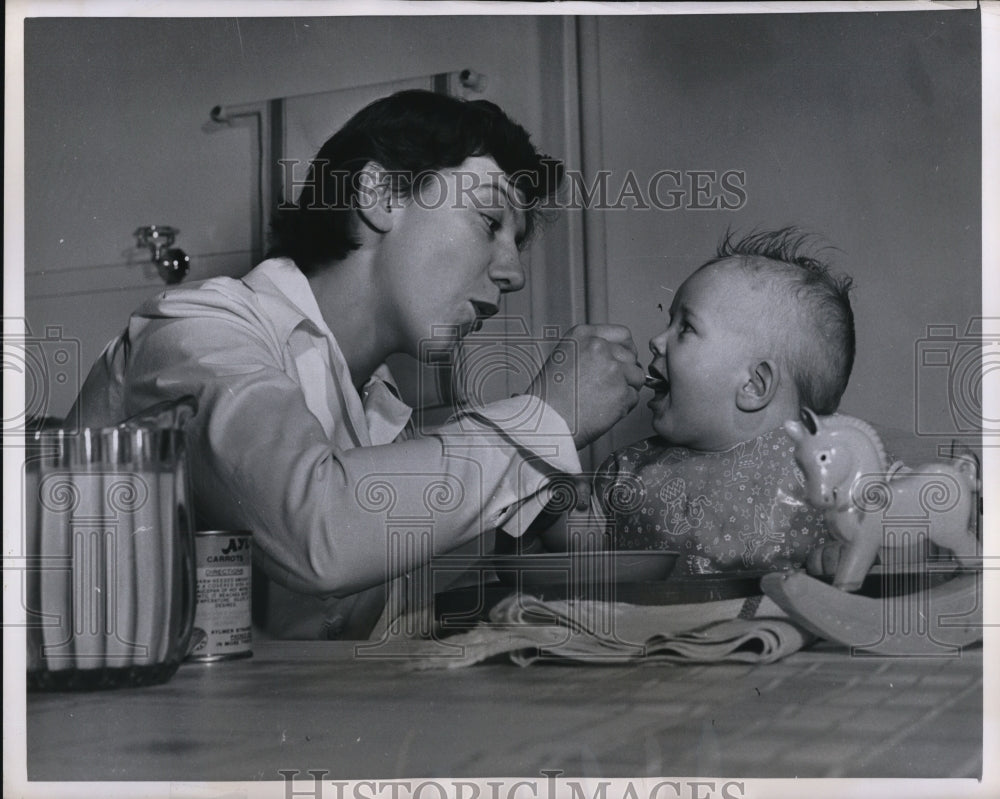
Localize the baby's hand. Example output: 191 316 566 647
806 541 845 578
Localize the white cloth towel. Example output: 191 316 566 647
414 592 812 668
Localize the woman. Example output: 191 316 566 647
71 90 644 638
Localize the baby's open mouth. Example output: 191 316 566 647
644 364 669 392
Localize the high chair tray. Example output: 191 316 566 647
491 550 678 587
434 573 765 630
433 564 966 630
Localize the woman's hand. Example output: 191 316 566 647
527 324 644 450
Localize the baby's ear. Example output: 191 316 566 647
736 359 778 411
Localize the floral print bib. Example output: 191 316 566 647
593 428 829 575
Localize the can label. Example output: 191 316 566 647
188 531 252 661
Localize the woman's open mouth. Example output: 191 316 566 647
468 300 499 333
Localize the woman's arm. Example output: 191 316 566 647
105 290 582 597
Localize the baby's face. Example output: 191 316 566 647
646 259 772 451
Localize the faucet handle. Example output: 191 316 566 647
134 225 189 284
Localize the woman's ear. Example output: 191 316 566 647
736 359 778 412
355 162 396 234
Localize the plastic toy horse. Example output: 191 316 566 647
783 409 979 591
760 409 982 655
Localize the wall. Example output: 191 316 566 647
582 11 981 463
23 12 981 452
23 15 572 417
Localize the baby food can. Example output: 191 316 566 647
187 530 253 662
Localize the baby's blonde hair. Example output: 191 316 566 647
705 228 855 415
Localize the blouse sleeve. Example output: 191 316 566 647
107 287 582 597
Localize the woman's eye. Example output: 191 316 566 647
481 214 501 235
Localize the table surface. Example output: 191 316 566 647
26 637 983 782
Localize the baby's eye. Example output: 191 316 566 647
679 320 694 336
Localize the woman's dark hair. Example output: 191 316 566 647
267 89 564 274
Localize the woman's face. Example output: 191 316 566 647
377 156 529 360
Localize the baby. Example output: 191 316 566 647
542 228 856 576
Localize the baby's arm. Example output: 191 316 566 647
494 505 575 555
539 464 623 552
494 474 595 554
501 447 629 553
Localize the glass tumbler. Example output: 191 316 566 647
25 423 196 690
